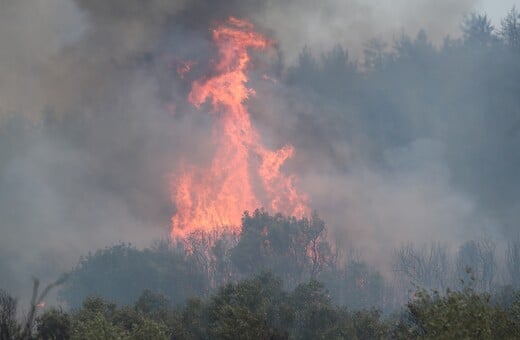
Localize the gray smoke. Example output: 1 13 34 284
0 0 500 301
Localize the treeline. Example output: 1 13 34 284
282 9 520 231
58 210 389 311
3 272 520 339
53 210 520 315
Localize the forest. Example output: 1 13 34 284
1 3 520 339
0 210 520 339
3 210 520 338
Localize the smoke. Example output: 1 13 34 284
249 77 501 272
253 0 478 62
303 139 499 271
0 0 478 118
0 0 499 299
0 0 85 117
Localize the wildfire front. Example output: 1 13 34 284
171 18 309 239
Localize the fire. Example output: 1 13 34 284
171 17 309 239
176 60 196 79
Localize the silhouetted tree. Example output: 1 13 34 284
0 290 19 340
506 241 520 288
230 210 332 287
456 239 497 291
363 38 388 71
462 13 497 48
60 243 208 308
36 308 71 340
394 243 450 292
501 7 520 50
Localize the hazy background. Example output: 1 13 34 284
478 0 518 24
1 0 518 302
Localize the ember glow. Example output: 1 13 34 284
170 17 309 239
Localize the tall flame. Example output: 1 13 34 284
171 17 309 239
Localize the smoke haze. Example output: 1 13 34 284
1 0 516 300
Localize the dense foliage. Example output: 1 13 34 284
393 287 520 339
57 209 520 314
59 242 208 308
58 210 393 311
4 272 520 339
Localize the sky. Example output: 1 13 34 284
478 0 517 25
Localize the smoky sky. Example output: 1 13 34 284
0 0 514 300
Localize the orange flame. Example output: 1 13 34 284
176 60 197 79
171 17 309 239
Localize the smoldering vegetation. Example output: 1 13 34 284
1 0 520 329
